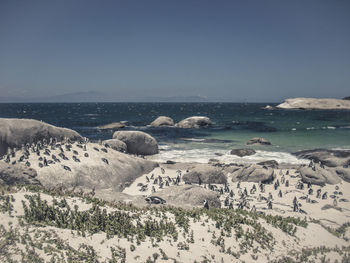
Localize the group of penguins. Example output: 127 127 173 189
138 168 182 193
0 137 112 172
202 169 348 213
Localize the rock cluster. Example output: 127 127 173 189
0 118 82 156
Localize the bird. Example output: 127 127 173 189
84 153 89 158
101 148 108 153
101 158 109 165
62 165 71 171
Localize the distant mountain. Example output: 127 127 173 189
138 96 209 102
0 92 210 103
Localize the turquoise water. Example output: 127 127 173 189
1 103 349 164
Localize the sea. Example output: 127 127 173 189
1 103 350 165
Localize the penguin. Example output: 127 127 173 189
93 147 99 152
237 181 241 189
267 200 272 209
152 186 156 193
161 168 165 174
203 200 209 209
101 148 108 153
230 190 234 198
39 163 44 168
84 153 89 158
44 157 48 166
322 192 328 200
101 158 109 165
316 189 322 198
251 205 256 213
73 156 80 162
278 190 282 198
62 165 71 172
73 150 79 155
146 176 150 183
285 180 289 187
308 188 313 195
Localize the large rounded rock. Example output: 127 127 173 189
0 162 40 186
246 137 271 145
152 185 221 208
113 131 158 155
150 116 174 127
176 116 212 129
103 139 127 153
298 165 341 186
293 149 350 167
4 142 159 192
335 167 350 183
231 164 275 183
183 164 227 184
0 118 82 156
230 148 256 157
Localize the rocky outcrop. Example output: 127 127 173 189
276 98 350 110
1 142 158 192
113 131 158 155
150 116 174 127
246 137 271 145
152 185 221 208
0 118 82 156
97 122 126 130
257 160 279 168
182 164 227 184
0 162 40 186
176 116 212 129
299 165 341 186
230 148 256 157
293 149 350 167
103 139 127 153
231 164 275 183
335 168 350 183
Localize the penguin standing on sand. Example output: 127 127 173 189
203 199 209 209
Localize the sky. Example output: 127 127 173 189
0 0 349 102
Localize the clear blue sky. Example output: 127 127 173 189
0 0 349 102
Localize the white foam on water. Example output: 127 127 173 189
148 148 308 165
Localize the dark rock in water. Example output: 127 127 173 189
0 118 82 157
150 116 174 127
299 165 341 186
182 164 227 184
176 116 212 129
103 139 127 153
166 160 176 164
97 122 126 130
343 96 350 100
153 185 221 208
0 162 40 186
247 137 271 145
293 149 350 167
230 148 256 157
113 131 158 155
231 164 275 183
257 160 279 168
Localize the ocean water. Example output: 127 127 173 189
1 103 350 164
